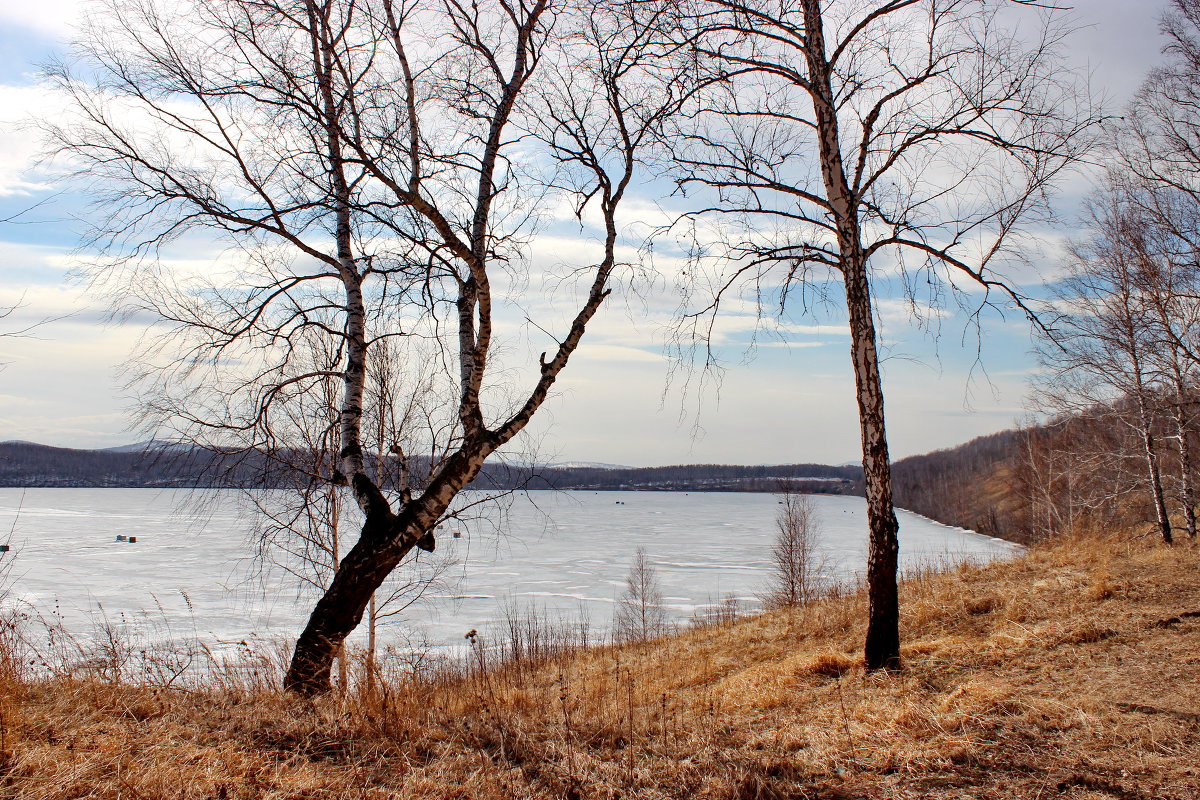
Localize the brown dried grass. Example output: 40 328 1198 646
2 533 1199 799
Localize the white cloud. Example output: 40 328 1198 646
0 0 83 37
0 84 71 196
572 344 666 363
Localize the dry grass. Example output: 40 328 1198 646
2 534 1199 799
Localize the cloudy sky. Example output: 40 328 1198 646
0 0 1178 467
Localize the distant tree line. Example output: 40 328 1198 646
0 443 244 488
0 441 863 494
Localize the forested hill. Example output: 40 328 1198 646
0 440 864 494
0 441 264 488
485 462 864 494
891 430 1025 542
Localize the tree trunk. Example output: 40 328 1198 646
285 509 419 695
1173 387 1197 540
844 260 902 671
1134 385 1173 545
366 591 378 695
286 447 490 695
799 0 900 671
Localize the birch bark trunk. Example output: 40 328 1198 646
1129 334 1173 545
800 0 901 670
1134 384 1173 545
284 448 491 694
1173 398 1198 540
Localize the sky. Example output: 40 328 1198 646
0 0 1179 467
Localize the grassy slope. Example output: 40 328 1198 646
3 536 1198 799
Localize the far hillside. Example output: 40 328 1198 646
891 390 1200 547
0 440 863 494
891 430 1026 542
7 411 1176 550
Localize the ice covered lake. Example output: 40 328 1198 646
0 488 1021 653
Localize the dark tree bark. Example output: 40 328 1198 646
285 458 480 693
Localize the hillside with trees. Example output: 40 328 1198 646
890 430 1026 541
0 440 863 494
8 0 1200 790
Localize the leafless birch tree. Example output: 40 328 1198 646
764 490 821 608
668 0 1094 669
614 546 668 641
47 0 687 694
1111 0 1200 539
1036 186 1175 544
1120 0 1200 207
1125 196 1200 541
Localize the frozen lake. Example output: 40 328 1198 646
0 488 1021 653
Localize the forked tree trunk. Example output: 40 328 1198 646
285 508 421 695
286 449 491 694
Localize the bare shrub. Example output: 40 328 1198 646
765 492 823 609
614 548 667 642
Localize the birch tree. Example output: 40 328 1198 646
669 0 1094 669
614 547 668 641
1113 0 1200 539
1036 187 1174 544
764 490 821 608
1126 196 1200 541
1120 0 1200 205
48 0 686 694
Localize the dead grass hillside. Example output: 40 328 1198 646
2 535 1198 799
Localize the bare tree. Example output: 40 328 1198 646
1035 184 1175 544
764 490 821 608
1014 409 1156 541
1120 0 1200 207
47 0 686 694
1110 1 1200 539
667 0 1095 669
1125 199 1200 541
242 335 455 690
614 546 667 641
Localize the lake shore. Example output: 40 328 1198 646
3 531 1196 799
0 489 1016 655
